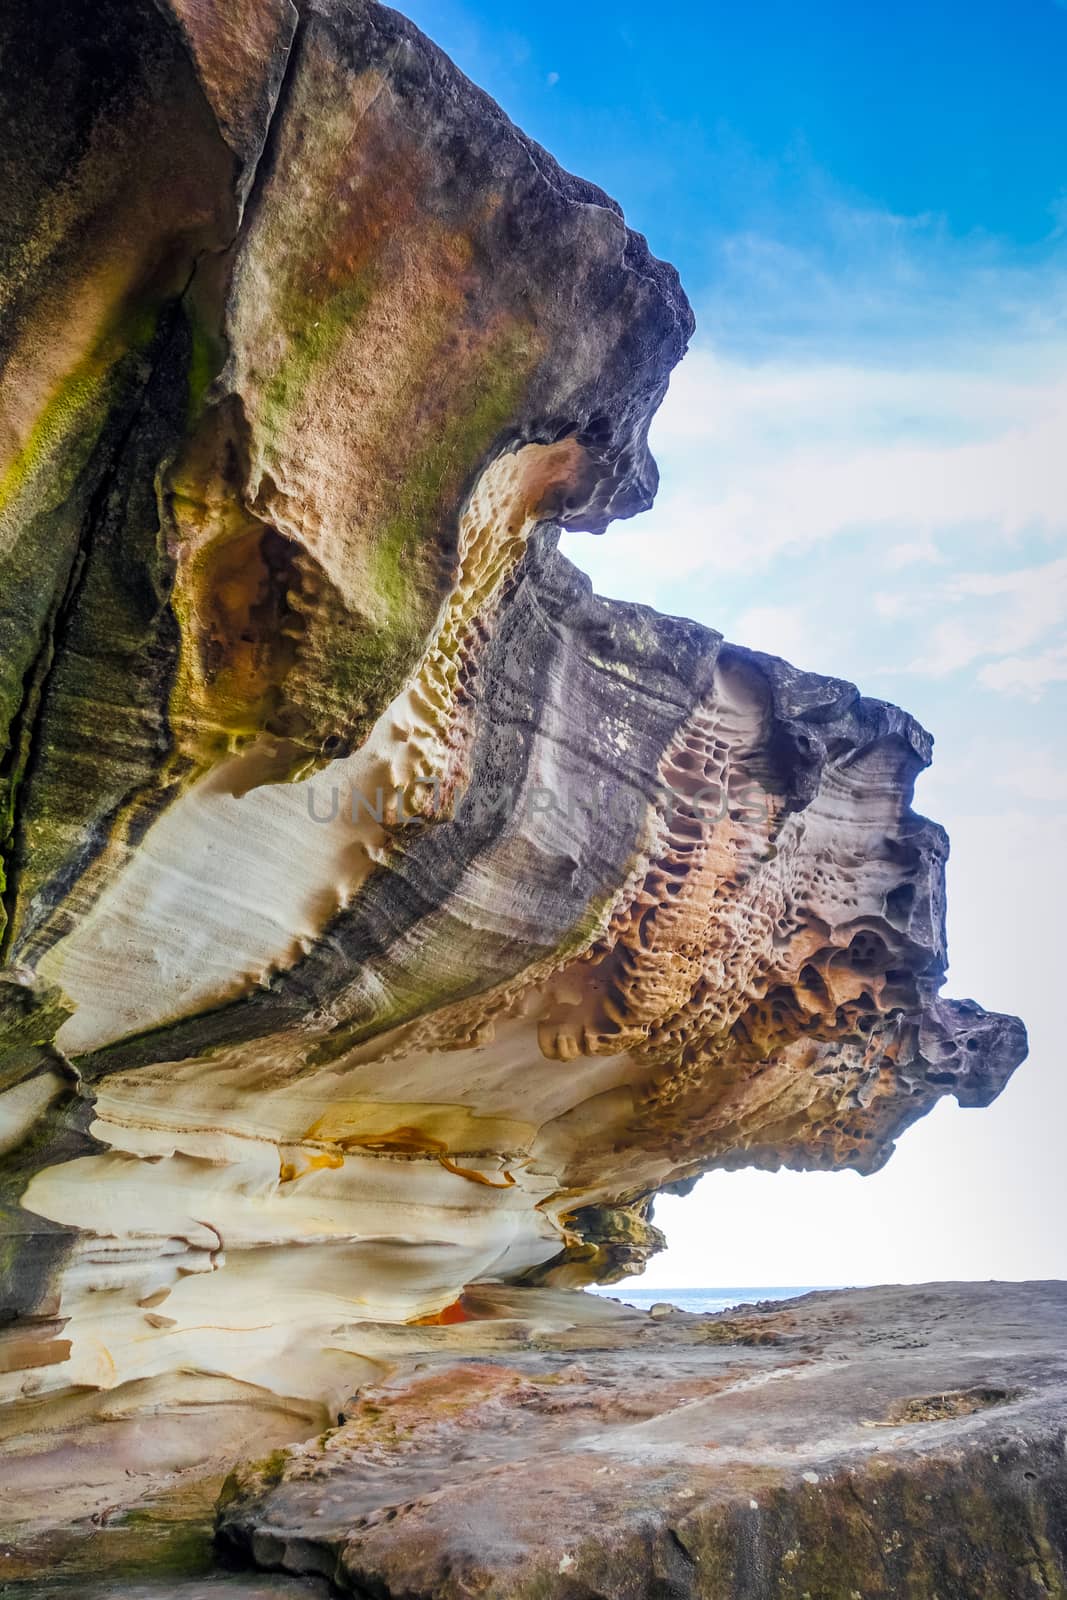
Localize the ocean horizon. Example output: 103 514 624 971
592 1285 844 1316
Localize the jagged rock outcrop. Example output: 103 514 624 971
0 0 1026 1532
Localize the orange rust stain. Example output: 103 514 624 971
437 1153 515 1189
409 1297 472 1326
315 1123 516 1188
279 1148 345 1184
333 1124 442 1156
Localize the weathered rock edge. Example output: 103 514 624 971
216 1282 1067 1600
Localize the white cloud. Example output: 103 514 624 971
901 556 1067 682
698 181 1067 363
979 643 1067 695
564 335 1067 705
954 556 1067 652
567 340 1067 595
918 741 1067 817
884 537 944 569
729 604 830 671
873 591 921 620
657 345 1057 453
994 749 1067 802
913 617 989 677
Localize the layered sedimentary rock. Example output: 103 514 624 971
0 0 1026 1491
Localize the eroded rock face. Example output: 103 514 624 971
0 0 1026 1463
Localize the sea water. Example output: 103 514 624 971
592 1285 838 1316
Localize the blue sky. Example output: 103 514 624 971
403 0 1067 263
407 0 1067 1284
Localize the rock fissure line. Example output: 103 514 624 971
0 319 169 959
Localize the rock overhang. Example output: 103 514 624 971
0 0 1026 1431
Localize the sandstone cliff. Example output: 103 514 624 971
0 0 1026 1521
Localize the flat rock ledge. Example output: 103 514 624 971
214 1281 1067 1600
